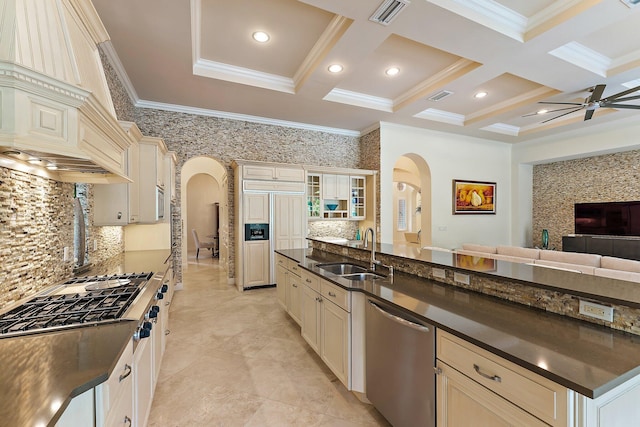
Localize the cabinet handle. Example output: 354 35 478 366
473 364 502 383
165 301 170 306
165 329 171 335
119 364 132 382
328 291 336 298
306 278 312 283
292 284 298 288
318 297 323 303
124 415 132 427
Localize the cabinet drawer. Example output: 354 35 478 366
288 260 302 277
95 339 133 424
437 330 567 427
275 254 287 268
301 270 320 292
321 280 350 312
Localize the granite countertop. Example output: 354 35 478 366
277 247 640 399
0 249 171 427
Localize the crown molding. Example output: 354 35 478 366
481 123 520 136
323 88 394 112
549 42 611 77
193 58 296 94
101 41 140 104
414 108 465 126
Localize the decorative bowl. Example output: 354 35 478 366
326 203 339 211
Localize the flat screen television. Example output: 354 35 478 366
575 201 640 236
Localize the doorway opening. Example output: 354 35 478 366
181 157 229 276
392 154 431 246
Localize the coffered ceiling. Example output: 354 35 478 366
91 0 640 141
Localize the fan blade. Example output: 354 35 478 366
605 104 640 110
541 107 583 123
588 84 606 102
537 101 585 106
604 94 640 103
603 85 640 102
522 106 587 117
584 109 595 121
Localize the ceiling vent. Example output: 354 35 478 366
427 90 454 101
369 0 410 26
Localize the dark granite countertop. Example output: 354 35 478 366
277 247 640 399
0 249 171 427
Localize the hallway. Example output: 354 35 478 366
148 260 389 426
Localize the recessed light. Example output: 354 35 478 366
474 91 488 99
27 157 41 164
46 164 59 170
252 31 270 43
385 67 400 76
328 64 343 73
537 109 549 115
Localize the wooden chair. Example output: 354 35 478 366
192 229 216 259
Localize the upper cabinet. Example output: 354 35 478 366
243 163 305 182
94 125 173 226
306 169 373 221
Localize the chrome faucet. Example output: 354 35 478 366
363 227 394 282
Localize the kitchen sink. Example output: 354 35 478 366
340 272 386 281
316 263 368 275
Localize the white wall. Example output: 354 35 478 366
380 122 512 249
186 174 221 251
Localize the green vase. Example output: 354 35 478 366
542 229 549 250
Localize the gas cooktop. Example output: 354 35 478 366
0 272 153 337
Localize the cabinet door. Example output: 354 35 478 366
134 336 154 427
321 299 350 387
128 142 140 223
437 361 547 427
243 240 270 287
55 388 95 427
276 263 287 309
274 194 306 250
336 175 350 199
288 274 302 326
243 193 270 223
243 164 275 180
301 284 321 354
93 184 129 226
322 174 337 199
275 167 305 182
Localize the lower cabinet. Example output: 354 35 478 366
301 272 351 388
55 388 95 427
134 334 154 427
95 340 134 427
275 254 302 325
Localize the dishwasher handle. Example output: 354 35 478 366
368 300 430 333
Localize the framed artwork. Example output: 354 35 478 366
453 179 496 214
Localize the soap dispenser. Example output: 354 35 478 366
355 229 361 240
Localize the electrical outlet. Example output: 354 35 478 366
432 268 446 279
454 272 470 285
93 240 98 251
579 300 613 322
63 247 70 262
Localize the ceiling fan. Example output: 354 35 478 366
525 84 640 123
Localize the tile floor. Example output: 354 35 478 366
147 255 390 426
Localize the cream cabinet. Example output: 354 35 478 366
437 330 568 427
95 340 134 427
138 137 168 223
56 388 95 427
275 254 302 325
243 164 305 182
243 240 270 287
274 194 306 250
301 271 351 388
322 174 350 199
93 122 142 226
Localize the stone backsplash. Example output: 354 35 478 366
533 150 640 251
311 240 640 336
0 170 125 311
307 221 360 241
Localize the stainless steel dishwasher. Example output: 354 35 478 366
366 298 436 427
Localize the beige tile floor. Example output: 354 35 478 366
148 255 390 426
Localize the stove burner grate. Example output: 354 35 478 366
0 272 153 336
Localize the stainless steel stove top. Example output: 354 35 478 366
0 272 153 337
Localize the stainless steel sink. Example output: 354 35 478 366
341 272 386 281
316 263 368 275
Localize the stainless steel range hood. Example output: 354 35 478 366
0 0 131 183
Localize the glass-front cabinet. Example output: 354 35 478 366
350 176 365 219
307 174 321 218
307 173 366 221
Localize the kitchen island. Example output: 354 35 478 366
0 249 171 427
277 242 640 425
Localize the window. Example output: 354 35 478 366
397 198 407 231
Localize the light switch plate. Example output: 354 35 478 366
432 268 446 279
454 272 470 285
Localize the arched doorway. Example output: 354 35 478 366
181 157 228 275
392 154 432 246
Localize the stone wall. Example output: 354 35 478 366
0 171 126 310
533 150 640 250
0 168 75 308
360 128 381 230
